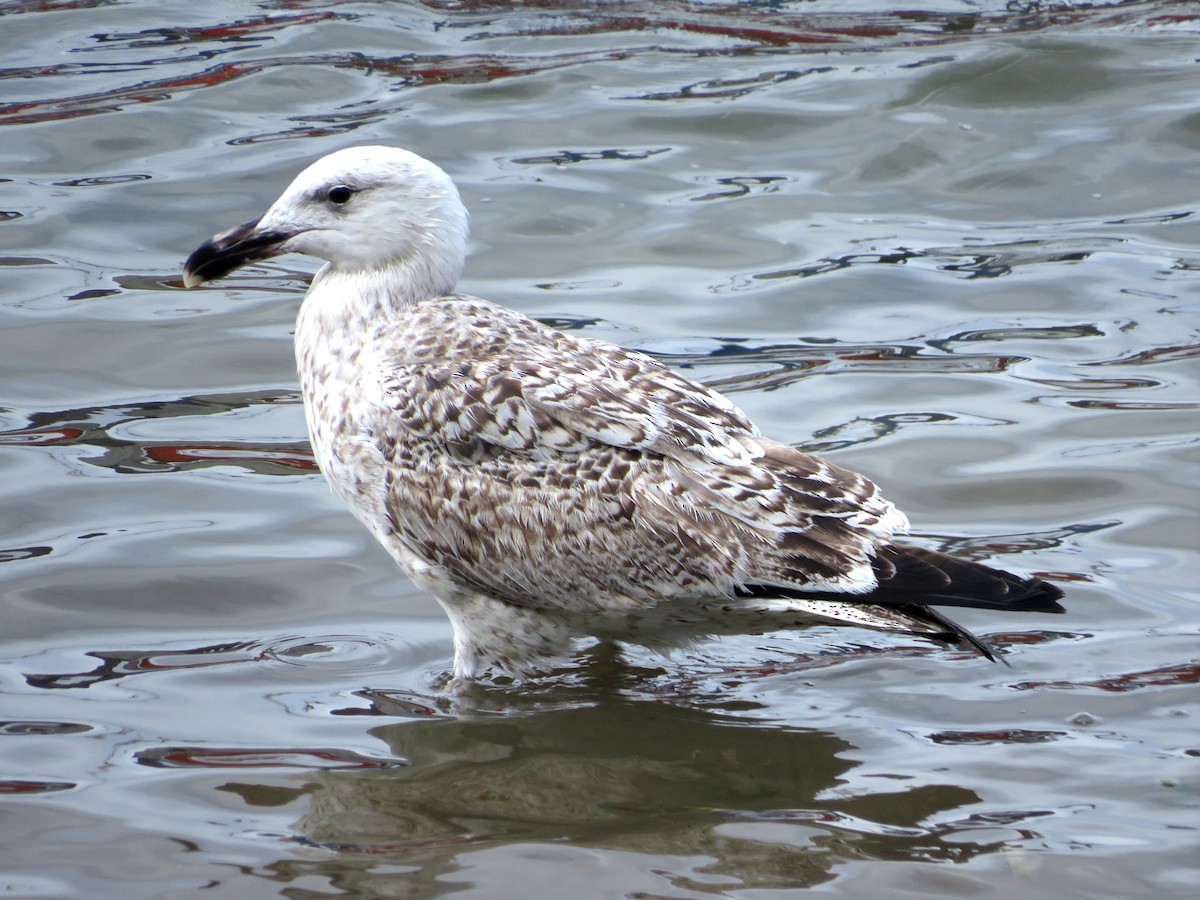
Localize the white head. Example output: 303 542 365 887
183 146 469 303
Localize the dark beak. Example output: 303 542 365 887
182 216 293 288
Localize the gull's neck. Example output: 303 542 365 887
296 243 463 344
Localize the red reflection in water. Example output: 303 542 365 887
6 1 1194 127
1014 660 1200 693
179 11 341 43
0 427 85 446
0 779 74 794
144 444 318 471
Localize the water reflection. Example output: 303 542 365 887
24 639 271 691
250 700 1023 892
22 634 406 691
1012 660 1200 693
724 236 1130 289
0 389 315 477
137 744 406 771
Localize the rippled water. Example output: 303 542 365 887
2 2 1198 897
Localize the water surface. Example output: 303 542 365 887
1 2 1197 897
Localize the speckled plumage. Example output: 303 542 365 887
184 146 1064 682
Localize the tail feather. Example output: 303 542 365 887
869 545 1065 614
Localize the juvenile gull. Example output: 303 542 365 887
183 146 1064 682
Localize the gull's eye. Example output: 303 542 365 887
327 185 355 205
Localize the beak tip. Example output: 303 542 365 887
180 217 288 290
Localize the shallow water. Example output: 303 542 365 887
2 1 1198 897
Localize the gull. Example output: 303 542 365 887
183 146 1064 683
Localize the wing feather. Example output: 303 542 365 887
377 298 761 464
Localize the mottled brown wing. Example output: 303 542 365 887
376 296 764 466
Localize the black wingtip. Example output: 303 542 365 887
908 604 1011 666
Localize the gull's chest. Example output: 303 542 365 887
296 344 383 503
291 307 399 520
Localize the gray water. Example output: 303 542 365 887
1 2 1197 897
